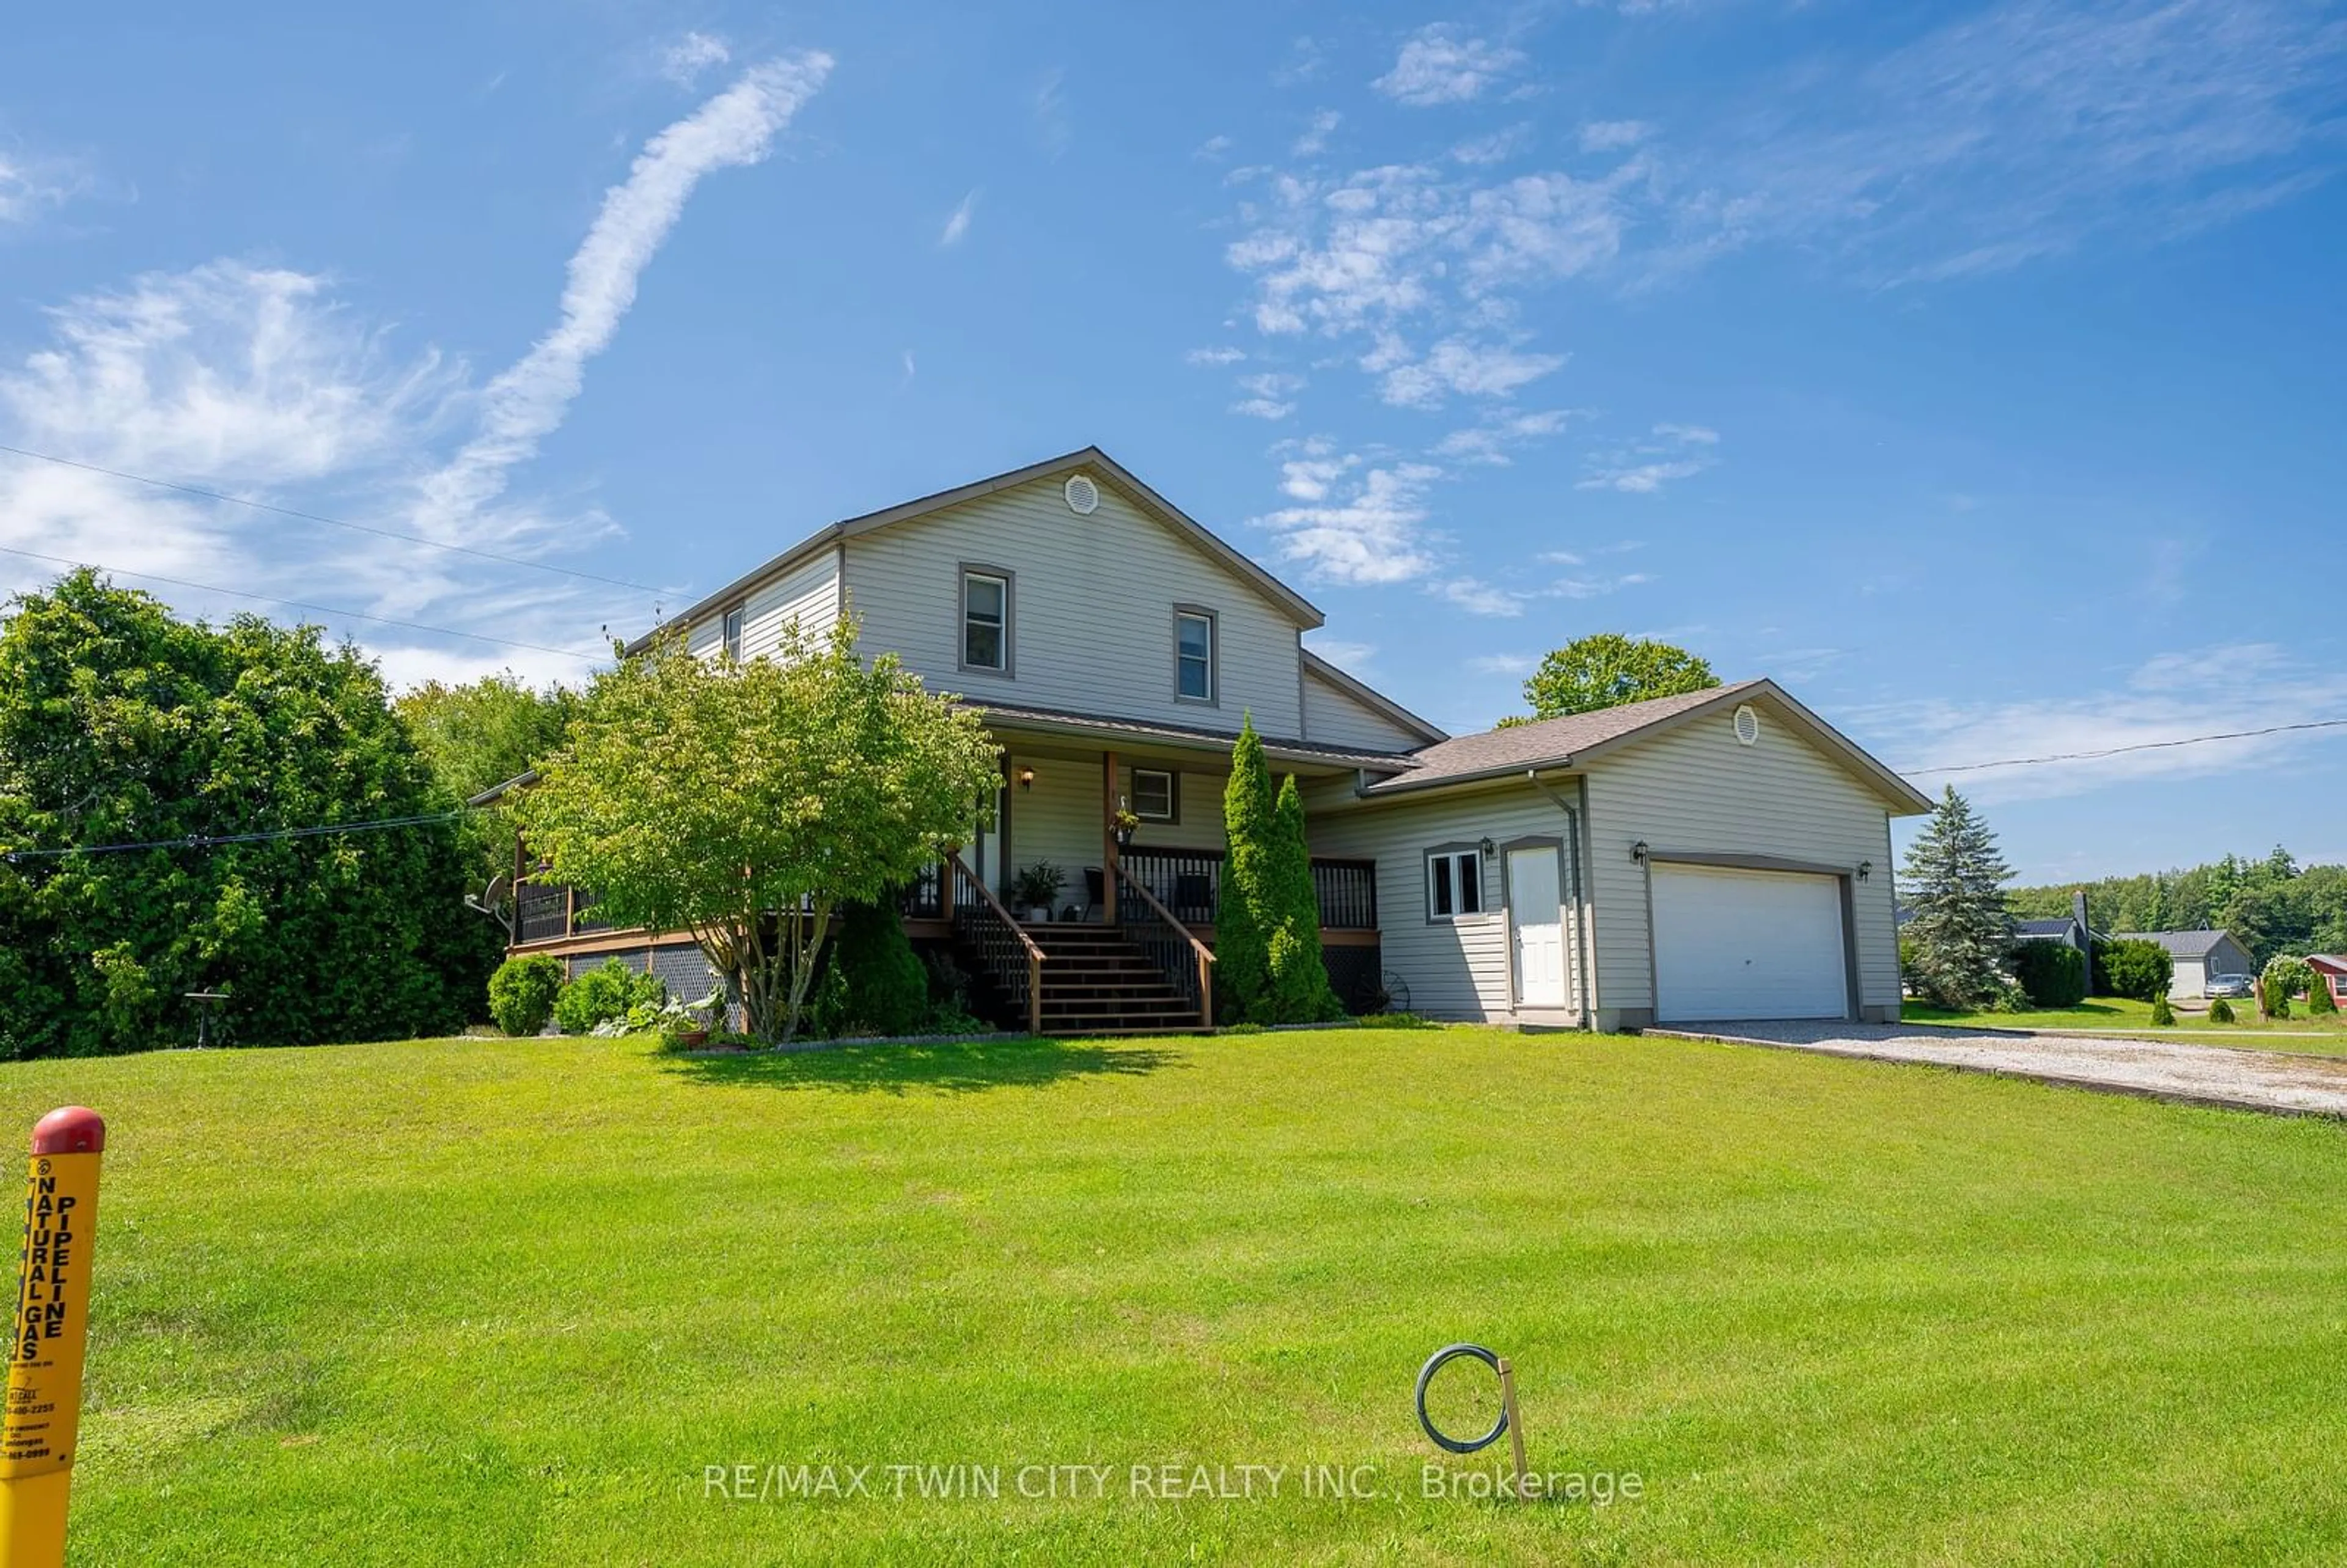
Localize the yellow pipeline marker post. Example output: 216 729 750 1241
0 1108 105 1568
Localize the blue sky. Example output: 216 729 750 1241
2 1 2343 882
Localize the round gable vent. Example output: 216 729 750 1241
1733 703 1761 747
1063 474 1101 516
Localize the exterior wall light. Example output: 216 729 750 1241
1479 837 1496 858
1857 860 1873 881
1017 766 1035 791
1631 840 1650 863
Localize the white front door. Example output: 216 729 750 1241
1508 846 1567 1008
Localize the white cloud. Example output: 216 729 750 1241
1861 643 2347 803
1034 68 1072 158
1293 109 1342 158
1468 652 1537 676
1304 636 1376 671
1275 444 1359 501
1435 576 1529 617
1230 371 1304 420
1434 408 1587 465
1195 134 1234 161
658 31 733 87
0 152 81 225
940 188 979 246
1373 26 1527 106
1251 459 1443 585
0 54 834 688
1379 338 1567 408
1230 398 1294 421
1579 119 1652 152
1186 346 1247 366
1577 422 1719 493
1452 125 1534 166
416 54 832 544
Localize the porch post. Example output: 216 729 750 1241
1101 750 1120 926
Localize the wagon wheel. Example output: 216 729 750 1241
1376 970 1411 1015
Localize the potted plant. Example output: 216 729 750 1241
1111 807 1140 850
1012 862 1065 923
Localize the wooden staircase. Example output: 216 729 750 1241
1018 925 1204 1037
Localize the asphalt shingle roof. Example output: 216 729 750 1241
2112 929 2239 959
1360 681 1766 793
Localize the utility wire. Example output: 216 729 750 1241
0 441 669 595
1904 717 2347 776
2 810 465 863
0 543 608 661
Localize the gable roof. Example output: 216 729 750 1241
625 447 1323 656
2112 929 2244 960
2013 918 2085 939
1358 680 1933 813
1301 648 1447 745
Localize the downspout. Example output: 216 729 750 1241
1526 768 1595 1031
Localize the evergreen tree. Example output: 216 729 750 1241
1214 714 1274 1023
1263 775 1345 1022
1900 786 2015 1009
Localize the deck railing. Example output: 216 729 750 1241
1116 874 1215 1030
950 859 1045 1035
515 878 571 944
1117 847 1376 931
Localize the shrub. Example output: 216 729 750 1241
812 900 930 1039
1263 776 1345 1024
2260 975 2291 1020
487 954 564 1038
554 958 664 1035
2096 939 2174 1003
2149 994 2176 1026
2009 942 2087 1008
2310 977 2338 1016
2208 997 2237 1024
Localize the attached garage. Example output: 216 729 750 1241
1650 863 1851 1023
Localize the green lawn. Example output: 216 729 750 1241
15 1028 2347 1564
1904 995 2347 1053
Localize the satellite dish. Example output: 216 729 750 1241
466 874 515 938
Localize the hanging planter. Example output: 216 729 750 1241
1111 808 1140 852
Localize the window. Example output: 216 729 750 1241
1131 769 1177 822
1176 609 1215 702
1427 848 1483 921
961 570 1010 673
721 604 744 661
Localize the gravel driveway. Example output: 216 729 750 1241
1645 1021 2347 1119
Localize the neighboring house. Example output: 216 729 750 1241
486 447 1931 1034
2011 892 2097 969
2308 956 2347 1006
2112 929 2257 1000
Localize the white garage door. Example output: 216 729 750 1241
1651 864 1849 1022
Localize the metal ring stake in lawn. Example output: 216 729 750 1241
1415 1343 1531 1501
0 1107 105 1568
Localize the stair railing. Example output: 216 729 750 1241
950 859 1047 1035
1116 874 1216 1031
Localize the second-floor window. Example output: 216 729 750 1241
962 569 1010 673
1176 609 1215 702
721 604 744 661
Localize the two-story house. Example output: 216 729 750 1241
487 447 1931 1035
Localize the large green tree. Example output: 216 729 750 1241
2007 844 2347 967
1215 715 1274 1024
395 673 577 880
0 571 480 1055
1263 774 1345 1023
512 617 999 1044
1901 786 2015 1009
1517 634 1719 720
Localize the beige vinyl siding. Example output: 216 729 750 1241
1302 667 1427 754
1581 700 1900 1022
1004 753 1103 918
1308 787 1587 1022
688 552 839 662
842 472 1304 734
1117 764 1228 852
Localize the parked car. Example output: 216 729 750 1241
2205 973 2253 1000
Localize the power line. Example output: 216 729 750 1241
0 441 669 596
1905 717 2347 776
2 810 465 863
0 543 608 661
